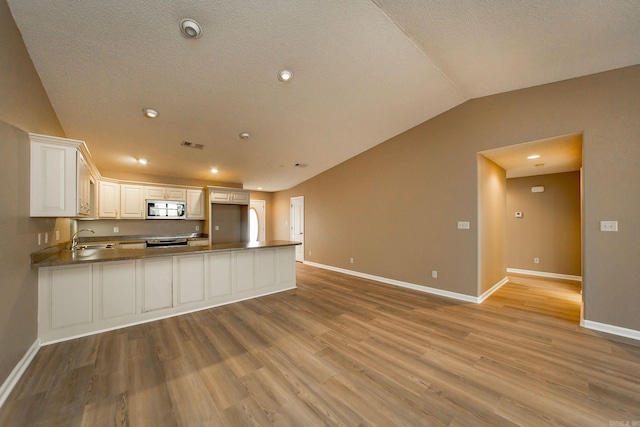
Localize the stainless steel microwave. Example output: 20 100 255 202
145 200 186 219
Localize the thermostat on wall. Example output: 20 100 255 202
531 186 545 193
515 212 523 218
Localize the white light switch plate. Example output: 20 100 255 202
457 221 470 229
600 221 618 232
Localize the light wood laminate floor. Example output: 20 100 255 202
1 264 639 426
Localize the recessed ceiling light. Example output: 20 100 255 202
180 18 202 39
278 69 293 82
143 108 158 118
527 154 540 160
257 187 263 190
239 132 250 140
211 168 218 174
138 159 148 165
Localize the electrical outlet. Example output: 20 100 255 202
44 233 48 244
215 225 220 231
308 250 311 256
350 257 354 264
38 233 42 245
600 221 618 232
457 221 470 229
113 226 119 233
534 258 540 264
195 225 200 231
432 270 438 279
55 230 60 241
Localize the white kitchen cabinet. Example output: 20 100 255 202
208 186 250 205
257 249 277 289
30 134 94 217
119 242 146 249
235 250 256 293
98 180 120 218
140 257 173 312
175 254 205 305
144 186 187 201
186 189 205 219
36 245 297 344
207 252 233 298
76 154 92 217
39 264 93 336
120 184 145 218
94 260 136 320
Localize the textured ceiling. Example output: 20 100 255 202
8 0 640 190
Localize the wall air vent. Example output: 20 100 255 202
181 140 204 149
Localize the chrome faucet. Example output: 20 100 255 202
71 229 95 250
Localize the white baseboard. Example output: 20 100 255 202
303 261 480 303
0 339 40 409
478 276 509 303
507 268 582 282
581 319 640 341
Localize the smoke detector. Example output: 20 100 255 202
180 19 202 39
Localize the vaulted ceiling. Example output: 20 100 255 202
8 1 640 190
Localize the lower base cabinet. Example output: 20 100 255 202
38 246 296 343
141 257 174 312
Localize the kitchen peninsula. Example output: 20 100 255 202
32 241 299 344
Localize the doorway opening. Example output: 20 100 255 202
478 132 583 322
249 200 265 242
290 196 304 262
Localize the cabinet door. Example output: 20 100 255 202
141 257 173 312
98 181 120 218
210 190 230 202
230 191 250 204
208 252 232 298
186 189 205 219
30 141 77 217
166 188 187 200
257 249 277 289
144 186 166 200
47 265 93 329
95 260 136 320
176 255 205 305
76 153 92 217
120 185 144 218
235 250 255 293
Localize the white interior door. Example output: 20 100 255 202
249 200 266 241
290 196 304 262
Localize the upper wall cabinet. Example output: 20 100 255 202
144 186 187 201
30 134 96 218
98 180 120 218
120 184 145 219
186 189 205 219
209 186 250 205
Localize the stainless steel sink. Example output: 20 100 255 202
73 244 115 250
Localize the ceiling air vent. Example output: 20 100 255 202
294 163 308 168
181 140 204 149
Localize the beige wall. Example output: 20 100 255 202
274 65 640 331
0 0 66 387
478 155 507 294
506 172 581 276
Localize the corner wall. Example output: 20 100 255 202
274 65 640 331
0 0 65 388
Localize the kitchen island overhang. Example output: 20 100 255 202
32 240 300 344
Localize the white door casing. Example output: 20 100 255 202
290 196 304 262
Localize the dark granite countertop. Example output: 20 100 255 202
32 240 300 268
